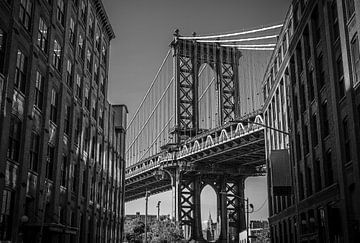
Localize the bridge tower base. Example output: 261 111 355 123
166 167 247 243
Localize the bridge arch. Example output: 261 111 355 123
197 63 219 131
200 184 221 242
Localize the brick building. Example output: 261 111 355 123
263 0 360 242
0 0 127 242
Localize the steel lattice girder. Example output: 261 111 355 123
172 39 240 140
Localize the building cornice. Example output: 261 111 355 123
92 0 115 40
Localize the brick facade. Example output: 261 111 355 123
263 0 360 242
0 0 127 242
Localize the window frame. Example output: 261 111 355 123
37 17 48 53
14 49 27 94
34 70 44 110
29 131 40 172
19 0 32 31
52 40 62 71
56 0 65 26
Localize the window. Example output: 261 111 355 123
14 50 27 94
314 159 322 192
303 124 309 155
64 104 71 136
0 190 14 241
69 18 75 47
80 0 86 23
308 71 314 101
312 6 321 45
317 54 325 89
82 169 86 196
321 102 329 137
0 28 6 72
330 1 340 42
52 40 62 71
70 163 75 192
299 171 305 200
66 60 73 87
88 14 94 37
78 34 84 60
84 86 89 109
336 57 345 98
350 35 360 85
37 18 48 53
99 107 104 128
101 43 107 65
300 84 306 113
91 136 96 159
50 89 57 124
306 163 313 196
56 0 65 25
343 118 351 162
311 114 318 146
34 71 44 110
86 49 92 72
94 62 99 83
91 99 96 119
76 74 82 99
325 150 334 186
344 0 355 20
75 117 81 146
61 155 67 187
46 145 55 180
95 31 101 51
7 117 22 162
19 0 32 30
84 125 90 152
29 132 40 172
100 74 105 94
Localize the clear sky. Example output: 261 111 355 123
102 0 290 225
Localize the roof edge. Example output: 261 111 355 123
93 0 116 40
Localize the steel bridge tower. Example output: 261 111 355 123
125 30 266 243
161 30 246 242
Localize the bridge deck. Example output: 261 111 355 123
125 117 266 202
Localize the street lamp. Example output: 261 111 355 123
220 192 254 243
156 201 161 220
144 190 151 243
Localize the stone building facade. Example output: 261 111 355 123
263 0 360 242
0 0 127 242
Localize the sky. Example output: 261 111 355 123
102 0 290 225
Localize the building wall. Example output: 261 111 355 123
0 1 127 243
263 0 360 242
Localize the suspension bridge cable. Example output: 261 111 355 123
126 49 171 130
179 24 283 40
221 44 276 48
126 77 175 152
199 77 216 101
237 47 275 51
196 35 278 43
138 115 174 162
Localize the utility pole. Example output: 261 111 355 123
156 201 161 220
144 190 150 243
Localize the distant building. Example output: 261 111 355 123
239 220 269 243
202 212 219 242
0 0 127 243
263 0 360 242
